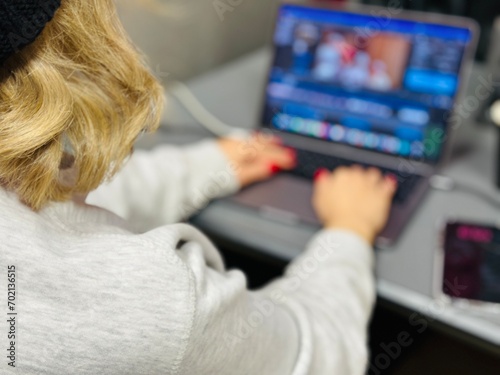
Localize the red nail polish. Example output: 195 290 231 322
270 164 281 174
386 173 398 184
385 174 399 188
314 168 328 180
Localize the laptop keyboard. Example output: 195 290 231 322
290 148 422 205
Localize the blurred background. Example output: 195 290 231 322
116 0 286 80
116 0 499 81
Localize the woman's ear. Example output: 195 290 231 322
59 152 75 170
59 133 75 170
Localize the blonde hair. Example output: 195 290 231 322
0 0 164 211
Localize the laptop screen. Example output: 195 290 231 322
261 4 474 162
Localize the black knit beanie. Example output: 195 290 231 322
0 0 62 64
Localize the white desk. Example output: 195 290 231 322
141 48 500 351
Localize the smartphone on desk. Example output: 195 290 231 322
434 220 500 315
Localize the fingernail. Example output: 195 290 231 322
314 168 329 180
385 174 399 189
386 174 398 184
286 148 297 163
269 164 281 174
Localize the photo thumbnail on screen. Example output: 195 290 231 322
286 23 410 92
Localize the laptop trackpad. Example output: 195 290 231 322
230 174 319 225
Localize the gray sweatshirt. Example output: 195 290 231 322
0 139 375 375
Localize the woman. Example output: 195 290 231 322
0 1 397 374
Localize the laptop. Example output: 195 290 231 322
229 1 479 247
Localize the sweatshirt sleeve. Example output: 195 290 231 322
176 226 376 375
85 139 240 232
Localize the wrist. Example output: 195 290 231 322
324 221 376 245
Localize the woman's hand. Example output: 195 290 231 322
217 132 296 187
313 166 398 245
